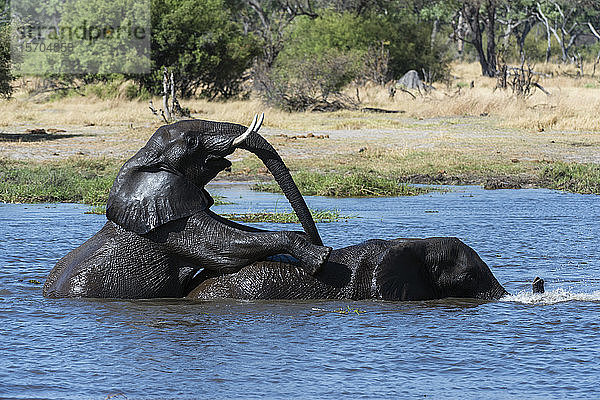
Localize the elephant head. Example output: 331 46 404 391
376 238 508 301
106 114 323 245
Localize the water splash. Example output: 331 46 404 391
501 288 600 305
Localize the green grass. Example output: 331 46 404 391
220 208 354 223
0 158 231 209
253 171 431 197
0 158 120 205
85 205 108 215
312 305 365 314
542 162 600 194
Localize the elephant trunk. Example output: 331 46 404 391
237 132 323 246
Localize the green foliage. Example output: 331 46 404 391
0 23 13 98
253 171 431 197
384 10 450 80
261 9 450 110
261 12 367 110
220 208 354 223
0 0 13 98
0 158 120 205
266 48 361 110
283 12 373 56
13 0 151 75
542 162 600 194
150 0 259 98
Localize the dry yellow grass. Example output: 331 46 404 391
1 62 599 167
351 62 600 132
3 62 599 133
0 95 155 127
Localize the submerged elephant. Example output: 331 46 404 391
44 115 331 298
188 237 508 301
44 114 508 302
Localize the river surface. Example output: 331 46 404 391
1 184 599 399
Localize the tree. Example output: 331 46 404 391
12 0 151 75
496 0 537 61
234 0 318 68
534 0 587 63
262 12 366 110
460 0 498 77
0 0 13 97
261 9 450 110
151 0 259 98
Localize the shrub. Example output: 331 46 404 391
149 0 259 98
0 22 13 98
264 49 361 111
258 12 370 111
259 11 450 110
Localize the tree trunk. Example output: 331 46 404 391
430 18 439 51
456 13 465 57
463 3 495 77
536 2 553 63
162 68 171 122
516 21 533 62
485 0 497 77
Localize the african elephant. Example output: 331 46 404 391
43 115 331 299
188 237 508 301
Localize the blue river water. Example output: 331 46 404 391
1 184 599 399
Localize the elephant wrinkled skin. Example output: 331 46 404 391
188 237 508 301
43 115 331 299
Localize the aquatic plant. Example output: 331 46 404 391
312 305 365 315
220 208 354 223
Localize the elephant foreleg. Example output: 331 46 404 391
154 212 331 275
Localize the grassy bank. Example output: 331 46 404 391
3 155 600 210
234 148 600 195
253 171 432 197
0 158 121 205
0 157 232 207
542 162 600 194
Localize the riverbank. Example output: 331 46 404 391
2 135 600 207
2 116 600 204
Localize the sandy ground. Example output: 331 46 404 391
2 115 599 166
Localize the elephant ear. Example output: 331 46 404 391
106 160 212 235
375 242 435 301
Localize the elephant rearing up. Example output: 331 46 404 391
43 115 331 299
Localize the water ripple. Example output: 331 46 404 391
2 187 600 398
502 289 600 304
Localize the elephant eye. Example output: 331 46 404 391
186 136 199 149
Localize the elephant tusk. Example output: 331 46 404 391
232 113 264 147
233 114 257 147
255 112 264 132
